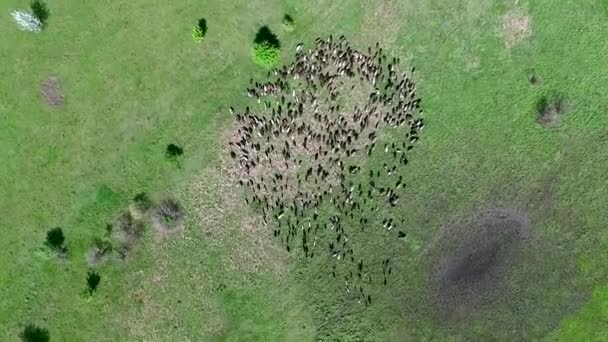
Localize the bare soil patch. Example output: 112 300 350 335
501 9 532 48
41 76 64 107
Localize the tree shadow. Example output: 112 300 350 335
45 227 65 251
30 0 49 25
86 271 101 295
254 25 281 48
166 143 184 158
197 18 207 35
19 324 50 342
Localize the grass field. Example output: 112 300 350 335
1 0 608 340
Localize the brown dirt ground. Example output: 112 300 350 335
41 76 64 107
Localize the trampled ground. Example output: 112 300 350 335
1 0 608 340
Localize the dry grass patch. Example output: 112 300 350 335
501 9 532 48
41 75 64 107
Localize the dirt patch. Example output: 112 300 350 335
537 94 568 128
501 9 532 48
188 139 289 277
428 207 530 323
41 76 64 107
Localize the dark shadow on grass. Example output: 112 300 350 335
254 25 281 49
19 324 49 342
30 0 49 25
197 18 207 35
166 143 184 158
86 271 101 295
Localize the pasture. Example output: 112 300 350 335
1 0 607 340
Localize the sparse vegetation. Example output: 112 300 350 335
87 237 112 266
19 324 49 342
154 198 184 233
537 93 567 128
282 14 295 32
107 212 144 259
131 192 152 216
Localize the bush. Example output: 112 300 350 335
11 9 42 33
86 271 101 295
154 198 184 232
192 18 207 43
87 237 112 266
30 0 49 25
19 324 49 342
282 14 295 32
45 227 65 251
165 143 184 167
253 26 281 68
132 192 152 214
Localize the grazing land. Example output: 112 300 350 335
1 0 608 340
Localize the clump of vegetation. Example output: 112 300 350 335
86 237 112 266
192 18 207 43
19 324 49 342
282 14 295 32
253 26 281 68
30 0 49 26
107 211 144 259
85 271 101 296
45 227 68 258
166 143 184 168
536 93 567 128
131 192 153 218
154 198 184 233
11 9 42 32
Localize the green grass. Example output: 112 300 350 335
1 0 608 340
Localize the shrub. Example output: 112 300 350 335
192 18 207 43
132 192 152 214
253 26 281 68
19 324 49 342
11 9 42 33
282 14 295 32
45 227 65 251
154 198 184 232
87 237 112 266
165 143 184 167
86 271 101 295
30 0 49 25
108 212 144 259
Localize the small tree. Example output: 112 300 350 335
253 26 281 68
45 227 66 251
30 0 49 25
19 324 49 342
11 9 42 33
282 14 295 32
86 271 101 295
192 18 207 43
